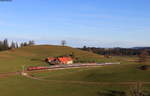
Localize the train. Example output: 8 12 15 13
27 63 120 71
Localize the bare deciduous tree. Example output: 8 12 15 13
138 50 149 63
61 40 66 46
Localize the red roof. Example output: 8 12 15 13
46 57 73 64
47 57 55 61
58 57 73 62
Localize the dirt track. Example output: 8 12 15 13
24 74 150 86
0 64 150 86
0 69 150 86
0 72 20 78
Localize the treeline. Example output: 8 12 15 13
79 46 150 56
0 39 35 51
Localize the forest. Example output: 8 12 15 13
0 39 35 51
79 46 150 56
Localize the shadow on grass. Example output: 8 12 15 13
97 90 126 96
30 58 44 62
97 89 150 96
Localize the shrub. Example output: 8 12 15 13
139 65 149 70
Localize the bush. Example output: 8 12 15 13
139 65 149 70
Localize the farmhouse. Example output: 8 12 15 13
46 57 73 65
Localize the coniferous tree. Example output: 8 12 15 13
23 42 28 46
20 43 24 47
0 41 4 51
15 42 19 48
10 41 16 49
3 39 9 50
28 40 35 46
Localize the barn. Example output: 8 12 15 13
46 57 73 65
58 57 73 64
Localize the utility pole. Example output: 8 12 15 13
22 65 25 72
21 65 28 76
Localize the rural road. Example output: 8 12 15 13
0 72 20 78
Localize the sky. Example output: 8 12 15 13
0 0 150 47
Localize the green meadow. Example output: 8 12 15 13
0 45 149 96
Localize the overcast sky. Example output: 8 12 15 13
0 0 150 47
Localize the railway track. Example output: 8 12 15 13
27 62 121 71
0 63 120 78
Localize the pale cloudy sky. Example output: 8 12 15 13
0 0 150 47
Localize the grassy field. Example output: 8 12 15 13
0 63 150 96
31 64 150 82
0 75 129 96
0 45 149 96
0 45 107 73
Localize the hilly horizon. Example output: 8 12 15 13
0 45 104 73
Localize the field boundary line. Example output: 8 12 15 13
23 74 150 86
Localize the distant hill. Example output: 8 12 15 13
0 45 103 73
132 47 150 50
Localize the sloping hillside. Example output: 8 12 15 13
0 45 145 96
0 45 103 73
